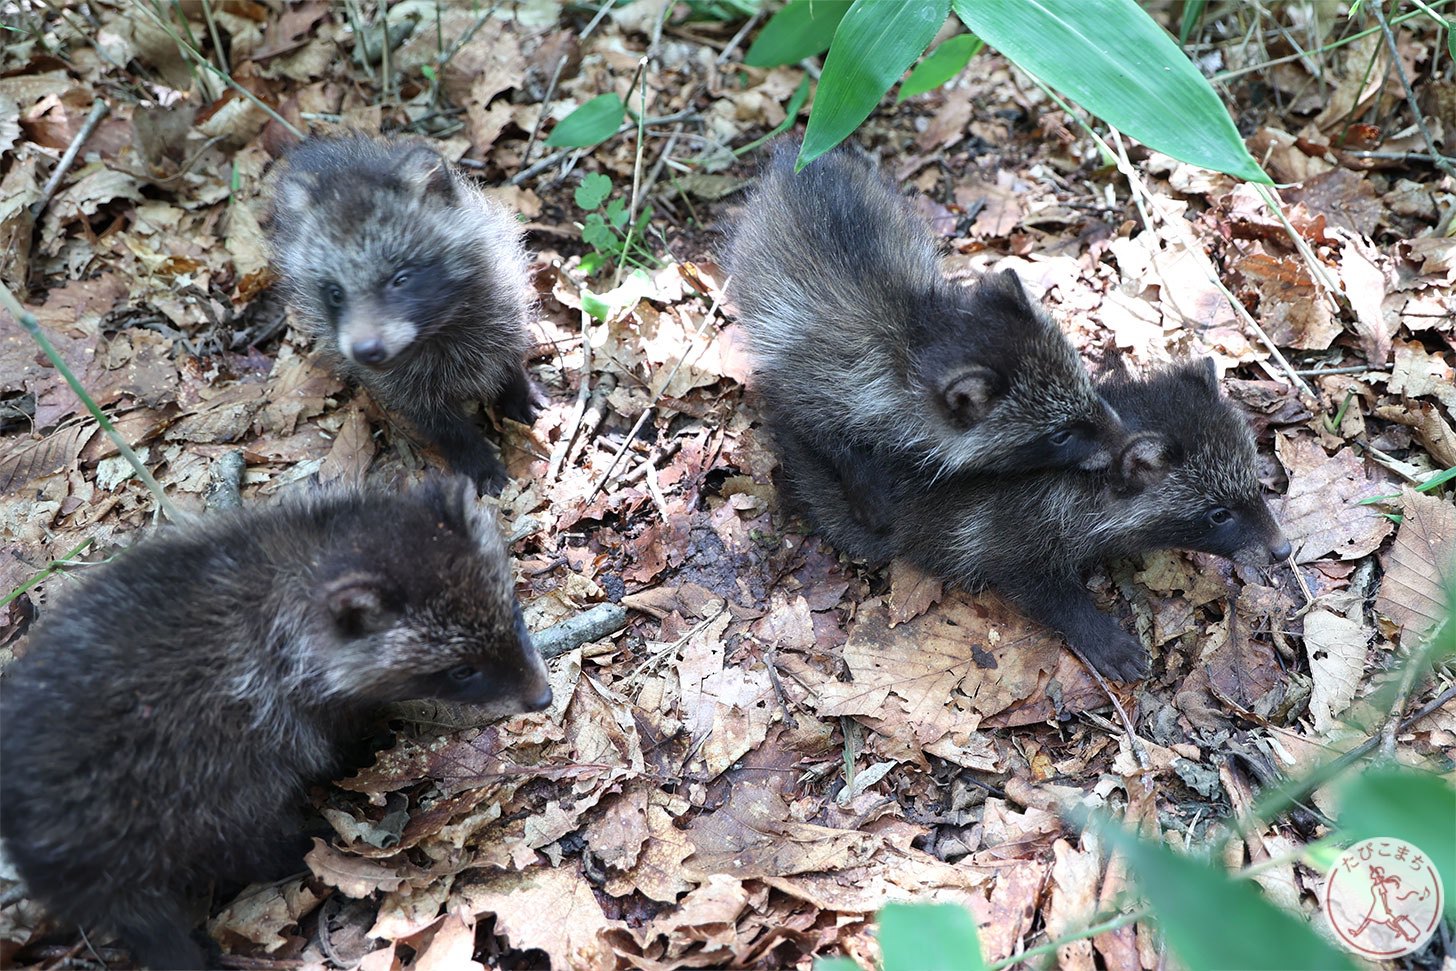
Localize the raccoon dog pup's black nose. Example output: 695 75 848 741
352 339 389 366
1270 537 1292 562
526 684 554 711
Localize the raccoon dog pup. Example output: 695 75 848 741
725 141 1125 510
0 478 552 970
267 133 538 493
891 359 1291 680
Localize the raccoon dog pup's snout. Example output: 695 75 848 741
267 132 541 493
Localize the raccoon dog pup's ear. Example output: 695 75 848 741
941 365 1003 427
397 144 457 201
323 573 401 636
1117 432 1176 490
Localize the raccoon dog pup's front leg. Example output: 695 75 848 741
266 132 540 494
0 477 553 969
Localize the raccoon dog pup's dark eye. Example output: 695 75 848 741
325 283 345 308
1207 507 1233 526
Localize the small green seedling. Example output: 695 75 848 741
573 172 656 277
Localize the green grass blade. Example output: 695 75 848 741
951 0 1269 183
898 32 984 102
546 93 626 148
798 0 948 169
1338 766 1456 920
880 902 986 971
1179 0 1207 46
1102 825 1356 971
744 0 853 67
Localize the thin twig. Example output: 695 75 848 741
566 372 618 470
548 312 596 483
1293 364 1379 377
614 56 652 289
522 0 612 167
32 98 109 219
585 284 725 500
0 283 181 521
1371 0 1456 179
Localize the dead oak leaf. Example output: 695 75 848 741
306 839 410 898
602 788 696 903
1376 486 1456 648
208 877 320 955
683 778 879 880
1303 608 1369 732
887 558 943 626
1274 435 1394 562
452 866 620 971
412 913 485 971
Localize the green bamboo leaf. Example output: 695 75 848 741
1337 766 1456 921
545 93 625 148
1102 826 1355 971
880 902 985 971
951 0 1269 183
798 0 948 169
898 33 984 102
744 0 852 67
1179 0 1207 46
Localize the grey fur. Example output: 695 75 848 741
783 359 1290 681
724 141 1126 515
266 132 538 492
0 477 551 969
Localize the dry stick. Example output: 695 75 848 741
1379 654 1426 760
1071 647 1151 773
613 56 653 290
547 310 596 482
585 285 725 501
714 9 764 65
565 371 618 469
31 98 109 218
1372 0 1456 180
130 0 305 140
0 283 180 521
521 0 614 167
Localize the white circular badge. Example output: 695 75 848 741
1323 837 1444 958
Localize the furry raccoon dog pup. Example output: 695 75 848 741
894 358 1290 681
725 141 1126 511
0 477 552 970
267 132 539 493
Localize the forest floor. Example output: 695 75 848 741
0 1 1453 969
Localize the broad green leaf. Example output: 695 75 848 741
898 33 984 102
1103 825 1356 971
951 0 1270 183
580 214 619 252
880 902 985 971
798 0 948 169
1337 766 1456 920
545 93 625 148
744 0 852 67
574 172 613 210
